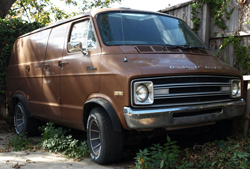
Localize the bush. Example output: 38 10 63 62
134 135 180 169
9 133 30 151
0 18 43 103
39 122 89 158
134 133 250 169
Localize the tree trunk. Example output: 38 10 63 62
0 0 16 19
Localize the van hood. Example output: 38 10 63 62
119 46 241 77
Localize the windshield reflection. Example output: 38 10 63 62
96 12 206 48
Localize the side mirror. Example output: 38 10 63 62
87 40 96 49
68 41 88 56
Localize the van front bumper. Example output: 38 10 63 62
123 99 245 129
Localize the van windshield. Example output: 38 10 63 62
96 12 206 48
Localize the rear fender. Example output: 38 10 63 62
12 94 31 117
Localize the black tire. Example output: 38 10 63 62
14 102 39 136
87 107 124 164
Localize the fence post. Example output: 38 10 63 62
244 75 250 137
200 3 210 47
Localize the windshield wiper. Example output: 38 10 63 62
164 44 206 50
184 46 207 49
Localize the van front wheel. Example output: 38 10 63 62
87 107 123 164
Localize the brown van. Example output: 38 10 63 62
7 8 245 164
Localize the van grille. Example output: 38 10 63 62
131 75 240 108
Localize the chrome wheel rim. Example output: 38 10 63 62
15 105 24 133
89 118 101 156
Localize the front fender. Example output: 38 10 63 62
83 98 122 131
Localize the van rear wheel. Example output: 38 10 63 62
87 107 124 164
14 102 38 136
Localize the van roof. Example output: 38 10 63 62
19 8 177 38
19 12 90 38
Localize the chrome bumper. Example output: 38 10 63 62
123 99 245 129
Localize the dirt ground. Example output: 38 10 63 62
0 119 131 169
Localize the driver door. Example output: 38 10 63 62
59 19 101 129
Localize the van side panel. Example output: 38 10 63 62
7 39 28 98
7 30 51 116
41 23 70 121
25 29 51 116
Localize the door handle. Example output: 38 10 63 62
43 63 50 67
58 61 68 66
43 63 50 71
26 65 30 72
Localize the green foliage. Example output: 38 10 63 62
219 35 250 74
134 135 180 169
0 18 43 103
134 133 250 169
208 0 234 30
190 1 250 74
8 0 74 25
40 122 89 159
81 0 121 11
190 0 234 32
214 141 250 168
9 133 30 151
190 1 202 33
7 0 121 25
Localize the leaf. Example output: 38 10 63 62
167 135 171 143
26 159 36 163
160 160 164 169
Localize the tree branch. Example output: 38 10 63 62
0 0 17 19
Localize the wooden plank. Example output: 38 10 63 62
159 0 193 13
248 35 250 46
211 31 250 38
244 80 250 137
177 8 181 19
180 6 184 21
187 5 192 27
200 3 211 46
228 1 237 32
183 6 188 23
229 43 234 66
242 36 248 47
244 75 250 81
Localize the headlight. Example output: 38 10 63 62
231 80 241 98
136 84 149 102
134 81 154 105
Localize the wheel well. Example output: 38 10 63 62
83 102 101 130
10 97 21 116
11 95 31 117
12 97 20 109
83 98 122 131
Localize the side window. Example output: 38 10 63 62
69 19 97 51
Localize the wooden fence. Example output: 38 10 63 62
159 0 250 68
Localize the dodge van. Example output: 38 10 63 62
7 8 245 164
